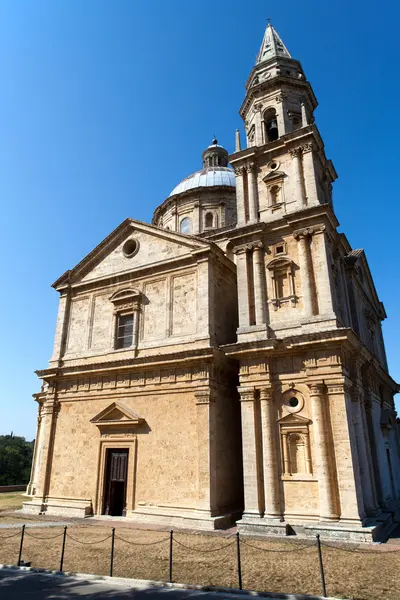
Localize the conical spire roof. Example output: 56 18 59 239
256 23 291 64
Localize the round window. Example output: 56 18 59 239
268 160 280 171
122 239 139 258
288 397 299 408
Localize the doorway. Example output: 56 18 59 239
103 449 128 516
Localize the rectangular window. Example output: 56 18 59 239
116 313 133 349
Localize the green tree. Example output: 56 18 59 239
0 434 34 485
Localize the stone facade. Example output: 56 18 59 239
24 23 400 541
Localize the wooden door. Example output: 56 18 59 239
103 449 128 516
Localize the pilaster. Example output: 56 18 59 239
252 242 267 326
309 382 338 521
234 247 251 328
239 387 263 517
326 381 365 523
302 142 319 205
234 167 246 226
259 387 282 518
195 390 217 512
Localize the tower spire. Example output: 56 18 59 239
256 22 291 65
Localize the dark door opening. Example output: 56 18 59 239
103 449 128 516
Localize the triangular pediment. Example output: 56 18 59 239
53 218 211 289
278 413 311 425
91 402 144 427
262 170 286 182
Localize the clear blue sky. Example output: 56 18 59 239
1 0 399 439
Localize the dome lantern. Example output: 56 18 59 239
202 138 229 168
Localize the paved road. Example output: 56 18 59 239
0 569 293 600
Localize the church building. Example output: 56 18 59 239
23 23 400 541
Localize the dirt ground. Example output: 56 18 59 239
1 494 400 600
0 519 400 600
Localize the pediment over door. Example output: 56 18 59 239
91 402 145 432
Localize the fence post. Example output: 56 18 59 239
236 531 242 590
109 528 115 577
316 534 327 597
59 526 67 572
17 525 25 566
169 530 173 583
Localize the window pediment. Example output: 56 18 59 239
91 402 145 430
278 413 311 426
267 256 295 270
262 170 286 183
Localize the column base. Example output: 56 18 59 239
22 497 93 518
237 515 288 537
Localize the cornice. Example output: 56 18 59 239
152 185 236 223
36 347 233 380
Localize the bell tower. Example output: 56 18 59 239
231 22 337 226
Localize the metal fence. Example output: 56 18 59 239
1 524 400 598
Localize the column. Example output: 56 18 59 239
302 143 319 205
309 382 338 520
26 407 43 496
234 167 246 225
193 201 201 234
326 382 365 522
234 248 250 328
35 393 59 501
132 302 141 351
351 390 376 513
253 103 263 146
252 243 266 326
301 102 309 127
246 164 258 223
195 390 217 513
289 148 306 206
260 387 281 519
294 231 315 317
311 228 335 316
239 387 262 517
282 433 290 474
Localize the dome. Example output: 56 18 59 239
169 166 236 197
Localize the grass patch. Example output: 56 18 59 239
0 523 399 599
0 492 24 512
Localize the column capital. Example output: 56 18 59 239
293 225 326 240
308 381 325 397
238 387 256 402
233 244 248 256
259 387 274 401
301 141 315 153
234 166 246 176
289 146 302 158
195 390 216 405
245 162 257 173
325 379 352 395
252 241 264 251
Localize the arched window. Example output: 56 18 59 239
180 217 192 234
264 108 279 142
205 212 214 228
